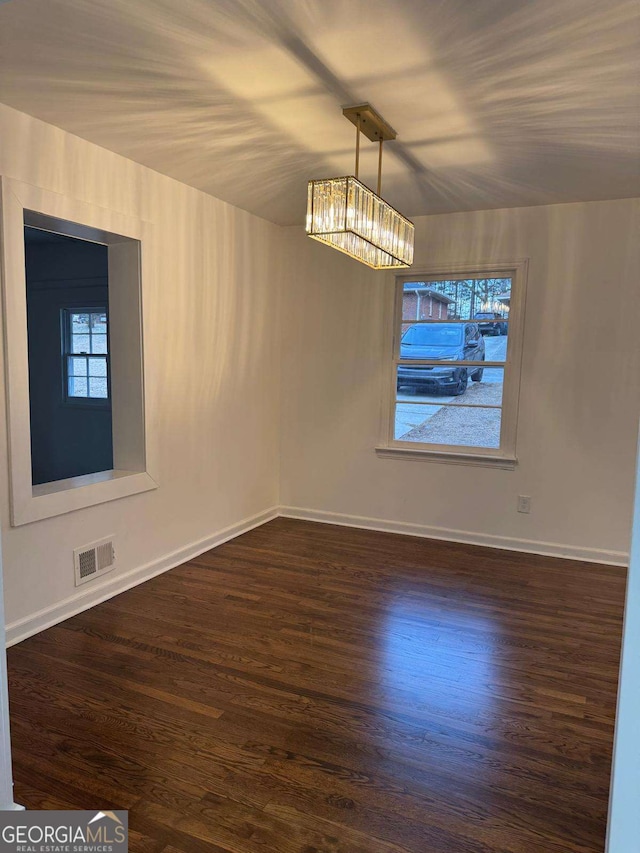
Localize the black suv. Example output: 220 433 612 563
397 322 485 396
474 312 507 336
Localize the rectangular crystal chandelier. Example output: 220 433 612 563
305 104 414 270
306 176 414 269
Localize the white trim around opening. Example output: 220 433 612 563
0 176 157 526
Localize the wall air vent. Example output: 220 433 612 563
73 536 116 587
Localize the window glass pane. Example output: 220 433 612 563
68 356 88 377
88 377 108 398
482 326 509 364
71 313 90 333
480 364 505 396
402 278 511 323
68 376 88 397
396 367 504 406
401 284 455 322
90 312 107 332
395 402 502 448
402 323 464 347
71 334 91 354
395 402 444 439
399 321 509 364
88 357 107 377
91 334 108 354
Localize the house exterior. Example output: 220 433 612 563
402 284 453 326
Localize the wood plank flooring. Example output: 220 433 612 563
7 518 627 853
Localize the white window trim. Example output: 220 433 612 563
376 259 528 468
0 176 157 525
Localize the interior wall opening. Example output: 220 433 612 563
0 176 156 525
24 225 113 486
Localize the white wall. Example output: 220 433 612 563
280 199 640 563
1 100 638 830
1 99 639 647
0 103 281 640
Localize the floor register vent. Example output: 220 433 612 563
74 536 116 586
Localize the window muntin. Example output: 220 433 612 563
63 310 110 401
392 275 517 456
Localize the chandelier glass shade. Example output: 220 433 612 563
306 176 414 269
305 104 414 270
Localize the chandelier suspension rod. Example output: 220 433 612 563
355 113 361 179
377 138 383 196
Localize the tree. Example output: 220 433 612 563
435 278 510 319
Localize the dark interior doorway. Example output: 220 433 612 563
24 226 114 485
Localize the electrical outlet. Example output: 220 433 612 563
517 495 531 514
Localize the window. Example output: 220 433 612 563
381 263 527 466
63 310 110 401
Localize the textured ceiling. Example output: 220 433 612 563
0 0 638 224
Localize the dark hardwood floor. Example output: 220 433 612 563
7 518 627 853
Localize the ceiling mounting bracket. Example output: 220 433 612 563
342 103 397 142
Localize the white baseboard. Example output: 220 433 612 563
5 503 627 646
278 505 629 567
5 506 279 647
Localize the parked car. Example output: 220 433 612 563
474 311 507 336
397 322 485 396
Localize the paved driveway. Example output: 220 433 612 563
395 334 507 439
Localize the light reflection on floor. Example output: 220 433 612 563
380 594 498 720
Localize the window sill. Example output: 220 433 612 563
12 469 157 526
375 446 517 469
